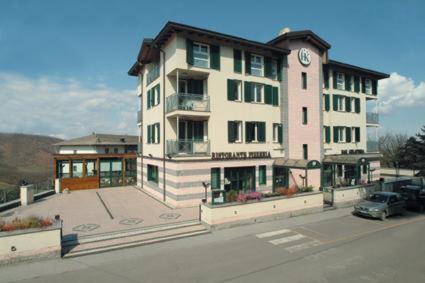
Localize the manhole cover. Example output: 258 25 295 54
119 218 143 225
159 213 181 220
72 224 100 232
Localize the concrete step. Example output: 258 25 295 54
62 222 209 258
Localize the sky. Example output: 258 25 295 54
0 0 424 139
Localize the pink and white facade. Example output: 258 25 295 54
128 22 389 207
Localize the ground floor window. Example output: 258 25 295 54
211 168 221 189
224 167 255 193
72 160 83 178
125 158 137 185
323 164 334 187
273 166 288 191
85 160 97 177
100 159 123 188
259 165 267 185
56 160 70 178
147 164 159 184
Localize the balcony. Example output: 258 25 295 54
166 93 210 118
367 140 379 153
137 110 142 124
166 140 210 156
366 112 379 125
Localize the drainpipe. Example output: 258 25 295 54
159 47 167 202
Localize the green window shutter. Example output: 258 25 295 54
259 165 266 185
244 81 252 102
258 122 266 142
333 71 338 89
302 107 308 124
264 57 272 78
277 58 283 81
324 94 330 111
233 49 242 73
186 39 194 65
325 126 331 143
333 127 339 143
245 52 251 74
156 84 160 105
272 87 279 106
227 79 235 101
345 74 351 91
346 127 352 143
361 77 366 93
210 44 220 70
147 125 151 144
211 168 220 189
324 69 329 89
146 90 150 109
227 121 235 143
151 124 156 144
245 122 252 142
264 84 272 105
355 98 360 113
333 94 338 111
278 124 283 144
372 80 378 95
354 76 360 93
345 97 351 112
355 127 360 142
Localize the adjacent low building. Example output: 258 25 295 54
128 22 389 207
53 134 138 190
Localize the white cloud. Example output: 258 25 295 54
378 72 425 113
0 73 138 139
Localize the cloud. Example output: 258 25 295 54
0 73 137 139
378 72 425 113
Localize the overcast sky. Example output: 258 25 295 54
0 0 424 139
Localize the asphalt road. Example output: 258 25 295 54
2 207 425 283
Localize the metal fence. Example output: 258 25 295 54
381 176 424 192
0 179 54 205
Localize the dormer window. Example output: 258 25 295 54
250 54 264 76
193 42 209 68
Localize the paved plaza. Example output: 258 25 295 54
0 186 199 237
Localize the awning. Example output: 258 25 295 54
323 153 382 165
274 158 321 169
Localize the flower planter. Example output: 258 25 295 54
200 192 323 229
0 220 62 265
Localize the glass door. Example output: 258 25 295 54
273 166 289 192
224 167 255 193
100 159 123 188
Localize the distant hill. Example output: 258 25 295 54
0 133 62 189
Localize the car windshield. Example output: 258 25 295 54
368 194 389 203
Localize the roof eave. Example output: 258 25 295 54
326 59 390 79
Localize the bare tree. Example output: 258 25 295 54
379 133 409 168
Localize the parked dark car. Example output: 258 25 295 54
400 185 425 211
354 192 406 221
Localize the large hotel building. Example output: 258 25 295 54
128 22 389 207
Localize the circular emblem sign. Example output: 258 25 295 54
298 48 312 66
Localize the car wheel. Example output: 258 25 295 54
380 211 387 221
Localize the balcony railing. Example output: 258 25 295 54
166 140 210 156
137 110 142 123
166 93 210 113
367 112 379 124
367 140 379 153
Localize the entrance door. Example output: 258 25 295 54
224 167 255 193
100 159 123 188
273 166 289 192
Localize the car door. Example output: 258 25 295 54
388 196 398 215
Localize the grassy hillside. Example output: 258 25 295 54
0 133 62 188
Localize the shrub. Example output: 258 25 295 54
298 186 314 193
0 216 53 232
264 192 281 198
236 191 264 202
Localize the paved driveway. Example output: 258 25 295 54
0 186 198 237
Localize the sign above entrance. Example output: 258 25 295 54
211 151 271 160
298 48 312 66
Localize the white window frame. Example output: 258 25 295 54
154 124 160 144
153 86 159 106
250 54 264 76
273 124 279 143
337 96 345 111
352 128 357 143
252 83 263 103
271 60 278 80
193 42 210 68
235 121 242 142
253 124 259 142
336 72 345 90
365 79 372 94
337 127 345 143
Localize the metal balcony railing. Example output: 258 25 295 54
137 110 142 123
166 93 210 113
367 112 379 124
367 140 379 153
166 140 210 156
